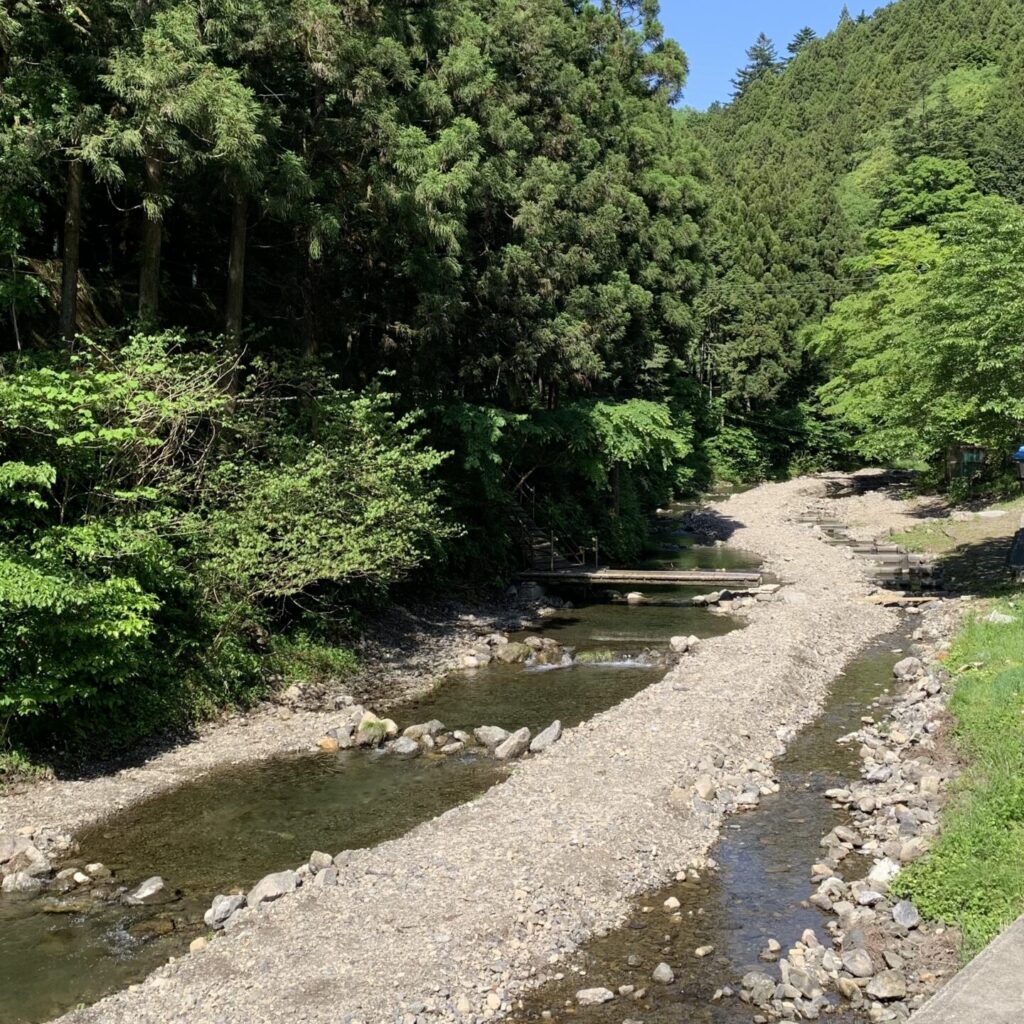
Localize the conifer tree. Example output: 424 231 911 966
787 27 817 58
731 33 782 98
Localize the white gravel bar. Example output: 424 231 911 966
54 477 894 1024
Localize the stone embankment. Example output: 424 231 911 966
56 477 898 1024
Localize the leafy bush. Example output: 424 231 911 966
0 335 451 757
706 425 769 484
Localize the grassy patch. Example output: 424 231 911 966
0 749 51 790
267 632 358 688
891 496 1024 556
892 599 1024 955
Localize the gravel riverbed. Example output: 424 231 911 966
48 477 899 1024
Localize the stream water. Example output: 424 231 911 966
0 531 756 1024
508 639 906 1024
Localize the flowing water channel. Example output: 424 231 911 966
0 527 758 1024
508 639 907 1024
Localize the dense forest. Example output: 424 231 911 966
2 0 1023 759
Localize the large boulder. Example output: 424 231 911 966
246 870 298 909
893 656 924 680
530 720 562 754
494 727 531 760
389 737 422 759
403 720 446 741
354 712 388 748
1 871 43 894
473 726 510 751
204 893 246 929
0 839 49 879
494 642 532 664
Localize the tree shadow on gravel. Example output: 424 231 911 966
936 534 1021 599
676 507 746 543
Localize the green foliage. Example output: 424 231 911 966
815 195 1024 464
706 425 768 484
266 632 358 688
698 0 1024 482
0 335 449 756
893 604 1024 955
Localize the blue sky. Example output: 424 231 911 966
658 2 884 109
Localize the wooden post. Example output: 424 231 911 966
59 158 83 343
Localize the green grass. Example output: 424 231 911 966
0 748 51 790
892 599 1024 955
267 632 358 688
891 495 1024 556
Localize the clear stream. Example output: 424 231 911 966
509 640 905 1024
0 523 756 1024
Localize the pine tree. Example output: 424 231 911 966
731 33 782 99
787 27 817 58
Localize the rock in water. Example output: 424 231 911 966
246 870 298 909
389 736 422 758
1 871 43 894
474 726 510 751
576 988 615 1006
205 893 246 929
494 642 532 664
893 656 923 680
652 962 675 984
529 720 562 753
494 727 531 760
125 876 165 905
403 720 446 740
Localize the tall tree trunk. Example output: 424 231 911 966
138 153 162 322
225 189 247 342
60 158 83 344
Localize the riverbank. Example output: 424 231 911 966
52 476 897 1024
0 598 540 850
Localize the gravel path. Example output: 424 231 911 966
821 476 949 543
56 477 896 1024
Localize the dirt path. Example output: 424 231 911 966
57 477 896 1024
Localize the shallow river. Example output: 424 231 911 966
0 530 755 1024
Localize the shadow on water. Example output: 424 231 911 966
0 550 752 1024
509 639 908 1024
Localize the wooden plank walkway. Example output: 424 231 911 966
517 568 762 585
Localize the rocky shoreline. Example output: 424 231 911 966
0 596 547 852
731 597 965 1023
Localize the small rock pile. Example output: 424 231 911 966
692 584 783 614
317 711 563 762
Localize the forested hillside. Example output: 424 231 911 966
2 0 1023 759
695 0 1024 481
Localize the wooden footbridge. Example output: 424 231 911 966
517 567 763 585
512 490 762 586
